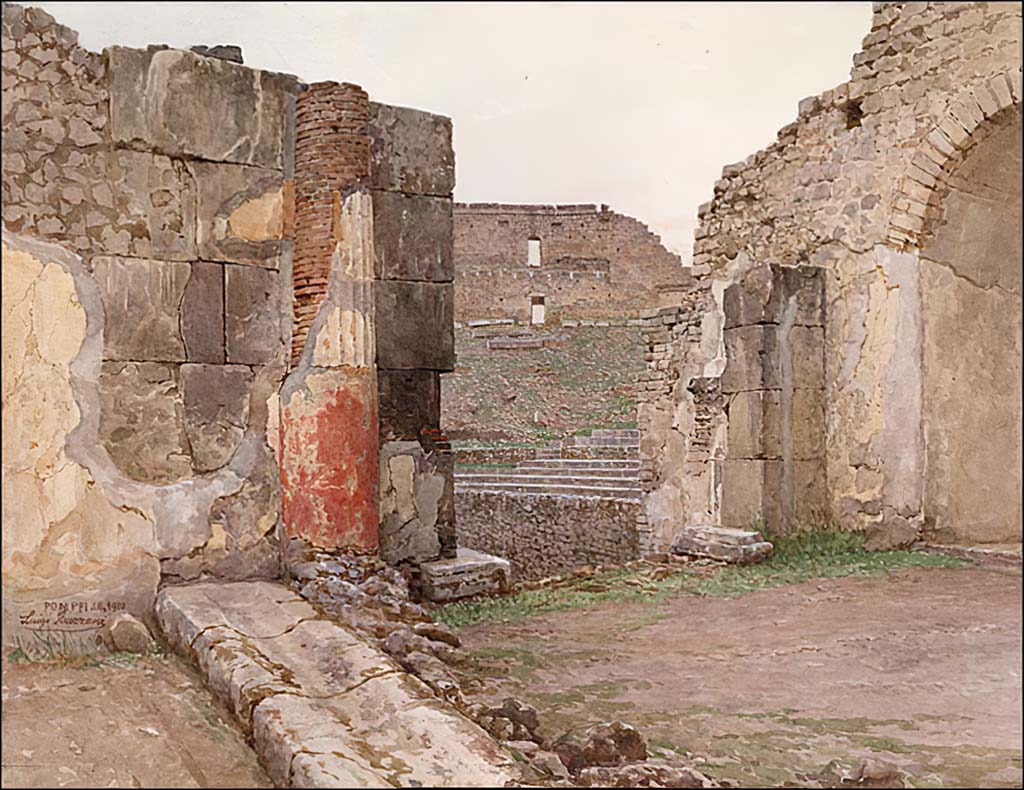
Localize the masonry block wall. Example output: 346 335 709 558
720 265 827 532
370 103 458 565
1 2 459 655
454 203 687 323
2 3 297 651
639 1 1021 551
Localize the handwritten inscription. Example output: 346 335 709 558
18 600 126 634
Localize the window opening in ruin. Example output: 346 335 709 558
844 100 863 129
527 238 542 267
531 294 546 325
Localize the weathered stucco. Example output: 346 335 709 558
919 107 1022 544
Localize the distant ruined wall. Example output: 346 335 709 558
455 492 640 581
639 1 1022 552
1 2 458 654
454 203 688 322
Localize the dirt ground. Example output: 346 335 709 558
454 565 1023 788
1 651 270 788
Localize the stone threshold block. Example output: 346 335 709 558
416 549 512 602
671 525 774 564
155 580 518 787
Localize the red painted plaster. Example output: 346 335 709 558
280 369 379 551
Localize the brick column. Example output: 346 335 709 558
280 81 379 552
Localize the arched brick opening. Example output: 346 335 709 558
887 71 1021 251
916 102 1022 545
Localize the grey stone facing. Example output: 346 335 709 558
107 45 296 170
181 261 225 364
180 364 253 472
372 190 453 282
225 264 281 365
98 361 192 484
378 369 441 441
724 265 825 329
92 256 190 362
369 102 455 196
375 281 455 371
191 161 285 267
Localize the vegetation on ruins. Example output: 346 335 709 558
434 527 964 628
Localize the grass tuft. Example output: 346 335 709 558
435 526 965 629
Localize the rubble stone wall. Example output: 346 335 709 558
1 2 297 652
454 203 688 323
638 1 1021 551
455 492 641 581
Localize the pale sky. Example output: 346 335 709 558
34 1 872 260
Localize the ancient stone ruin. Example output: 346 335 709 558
2 0 1021 786
444 203 689 576
638 0 1021 554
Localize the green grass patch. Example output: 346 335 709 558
435 528 965 629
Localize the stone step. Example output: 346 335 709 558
488 466 640 479
456 481 641 499
521 459 640 470
155 581 518 788
589 428 640 439
455 473 641 487
572 436 640 447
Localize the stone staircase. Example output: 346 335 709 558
455 430 641 500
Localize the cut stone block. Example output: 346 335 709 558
192 161 286 267
379 441 445 565
103 149 198 261
93 257 190 362
225 264 281 364
375 280 455 371
724 264 825 329
180 364 253 473
108 46 296 170
722 325 780 393
727 388 825 460
181 260 225 364
369 102 454 196
98 361 192 484
378 368 441 441
372 190 453 282
720 458 783 530
417 548 511 602
671 525 773 564
155 581 518 788
722 324 824 394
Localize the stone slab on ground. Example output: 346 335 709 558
671 525 774 564
418 548 512 602
155 580 519 788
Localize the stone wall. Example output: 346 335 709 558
455 492 640 581
1 3 296 651
638 1 1022 551
1 3 459 654
454 203 689 323
720 265 827 533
